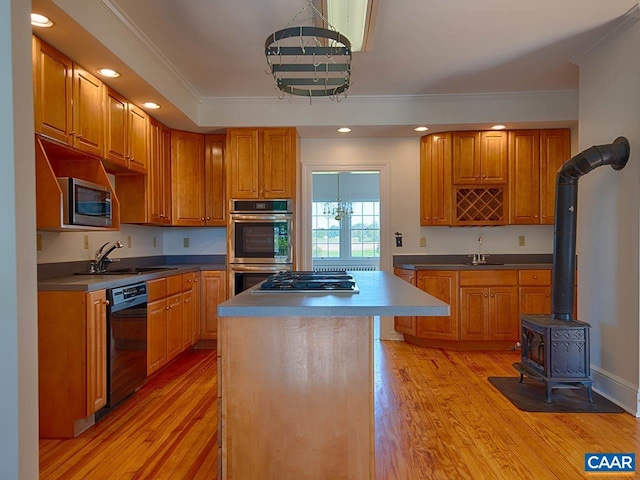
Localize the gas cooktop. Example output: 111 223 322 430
253 271 359 293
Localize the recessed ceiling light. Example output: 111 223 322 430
31 13 53 28
337 127 352 133
97 68 120 78
414 126 429 132
143 102 161 110
491 124 507 130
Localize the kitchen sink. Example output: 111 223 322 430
463 262 504 266
75 267 178 275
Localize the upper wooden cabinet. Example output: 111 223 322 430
149 119 172 224
104 87 148 174
509 129 570 225
204 135 226 226
227 128 297 199
420 133 452 226
452 131 507 185
33 36 104 158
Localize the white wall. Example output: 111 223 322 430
2 0 39 477
576 20 640 414
37 225 226 264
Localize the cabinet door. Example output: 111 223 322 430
393 269 416 335
520 286 551 315
488 287 519 341
479 131 508 184
228 129 259 199
205 134 226 225
201 271 227 340
147 299 167 375
419 136 433 225
183 289 194 349
193 273 201 342
421 133 452 226
416 271 458 340
262 128 294 198
73 65 104 157
166 293 184 362
127 103 148 173
540 129 570 225
104 88 128 168
33 37 73 145
148 119 172 224
452 132 481 185
460 287 489 340
509 130 540 224
86 290 107 414
171 130 205 225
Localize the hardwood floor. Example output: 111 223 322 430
40 341 640 479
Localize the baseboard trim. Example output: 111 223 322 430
591 365 639 416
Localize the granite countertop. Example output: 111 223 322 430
38 263 226 292
393 253 555 271
217 271 450 318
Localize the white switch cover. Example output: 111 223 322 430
419 237 426 248
518 236 526 247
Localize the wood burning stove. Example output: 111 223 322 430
513 137 630 403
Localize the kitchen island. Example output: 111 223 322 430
216 271 449 480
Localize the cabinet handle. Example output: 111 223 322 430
434 217 438 220
206 216 210 220
104 299 110 306
425 216 430 220
534 215 538 218
533 275 537 279
201 217 205 221
77 134 83 139
265 188 269 192
69 131 75 136
126 155 131 159
484 294 488 297
490 294 494 297
166 306 170 310
476 175 480 179
252 188 256 192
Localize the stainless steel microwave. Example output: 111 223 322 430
57 177 113 227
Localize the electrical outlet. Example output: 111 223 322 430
127 236 132 248
419 236 426 248
183 237 190 248
518 235 526 247
36 234 42 251
153 236 157 248
83 234 89 250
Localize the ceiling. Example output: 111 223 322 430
30 0 639 136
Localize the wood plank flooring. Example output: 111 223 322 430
40 341 640 479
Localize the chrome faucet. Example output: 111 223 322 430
469 235 487 265
91 240 123 273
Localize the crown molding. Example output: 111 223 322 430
571 4 640 65
96 0 202 102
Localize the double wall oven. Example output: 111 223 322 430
229 199 293 295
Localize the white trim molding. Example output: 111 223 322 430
591 364 639 416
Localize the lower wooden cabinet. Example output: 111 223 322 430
201 270 227 340
38 289 108 438
394 267 561 349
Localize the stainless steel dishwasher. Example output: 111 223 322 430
96 282 148 421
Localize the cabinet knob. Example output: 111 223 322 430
434 217 438 220
534 215 538 218
533 275 537 279
252 188 256 192
484 294 488 297
166 306 170 310
476 175 480 179
206 216 210 220
126 155 131 159
201 218 205 221
265 188 269 192
425 216 430 220
69 131 75 136
104 299 110 306
482 175 486 178
77 134 83 139
490 294 494 297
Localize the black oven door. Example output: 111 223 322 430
230 214 292 264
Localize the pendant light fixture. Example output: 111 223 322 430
265 1 352 102
323 173 353 221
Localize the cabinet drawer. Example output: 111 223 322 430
166 274 183 295
459 270 517 286
519 269 551 286
182 272 195 291
147 278 167 301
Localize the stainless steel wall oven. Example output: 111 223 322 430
229 199 294 295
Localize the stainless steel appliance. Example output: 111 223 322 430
96 282 147 420
229 199 294 295
253 271 359 293
57 177 113 227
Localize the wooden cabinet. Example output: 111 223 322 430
33 36 104 158
509 129 570 225
518 269 551 315
147 274 197 375
201 270 227 340
393 268 416 335
38 289 107 438
539 129 571 225
459 270 518 342
148 118 172 224
453 131 507 185
416 271 459 341
171 130 205 226
227 128 297 199
420 133 452 226
204 134 226 226
104 87 148 174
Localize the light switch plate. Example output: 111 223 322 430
127 235 132 248
183 237 190 248
518 236 526 247
83 234 89 250
420 237 426 248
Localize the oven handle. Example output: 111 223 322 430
230 213 293 222
230 264 292 273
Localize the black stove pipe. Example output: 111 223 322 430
552 136 630 320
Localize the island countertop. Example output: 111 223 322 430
217 270 450 317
